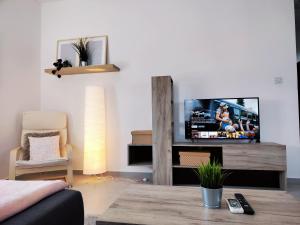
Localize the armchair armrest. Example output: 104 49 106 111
62 144 73 185
9 147 21 180
61 144 72 160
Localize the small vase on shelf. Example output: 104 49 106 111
72 38 89 67
80 61 87 67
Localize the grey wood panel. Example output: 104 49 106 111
223 144 286 171
98 184 300 225
279 171 287 190
152 76 173 185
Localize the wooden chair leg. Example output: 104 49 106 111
8 166 15 180
9 151 16 180
67 164 73 186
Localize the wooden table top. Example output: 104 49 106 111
98 184 300 225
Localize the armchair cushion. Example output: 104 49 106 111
22 131 60 160
29 136 60 161
16 158 68 168
21 129 67 152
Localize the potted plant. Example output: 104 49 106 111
195 161 229 208
72 38 89 66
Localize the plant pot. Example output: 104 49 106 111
80 61 88 67
201 187 223 208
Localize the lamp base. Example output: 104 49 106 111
89 174 114 181
96 174 104 180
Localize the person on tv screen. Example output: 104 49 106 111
216 103 236 132
232 119 244 131
215 102 226 123
235 120 258 139
233 120 248 138
245 120 258 138
216 102 227 128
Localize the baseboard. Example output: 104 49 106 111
74 170 152 182
105 171 152 182
73 170 83 175
287 178 300 185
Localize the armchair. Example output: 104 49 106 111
8 111 73 185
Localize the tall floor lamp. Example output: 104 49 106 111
83 86 106 175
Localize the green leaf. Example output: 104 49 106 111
72 38 89 61
194 160 230 188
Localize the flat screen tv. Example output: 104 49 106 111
184 97 260 141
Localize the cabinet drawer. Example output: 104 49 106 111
223 144 286 171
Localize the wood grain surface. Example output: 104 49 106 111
223 143 286 171
44 64 120 76
152 76 173 185
98 184 300 225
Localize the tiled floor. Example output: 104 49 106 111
19 173 300 219
72 175 138 216
287 181 300 199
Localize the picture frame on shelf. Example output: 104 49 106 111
57 38 78 67
87 36 107 65
56 35 108 67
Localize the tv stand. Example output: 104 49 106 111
129 76 287 190
128 141 287 189
172 142 286 189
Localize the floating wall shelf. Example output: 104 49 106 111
44 64 120 76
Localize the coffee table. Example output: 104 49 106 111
97 184 300 225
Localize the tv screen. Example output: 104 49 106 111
184 98 260 140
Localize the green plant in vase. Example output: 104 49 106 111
195 161 230 208
72 38 89 67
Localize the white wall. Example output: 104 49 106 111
0 0 41 178
40 0 300 178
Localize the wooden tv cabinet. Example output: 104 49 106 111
128 76 287 189
172 142 287 189
128 142 287 189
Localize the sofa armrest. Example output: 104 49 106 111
61 144 72 160
9 147 21 179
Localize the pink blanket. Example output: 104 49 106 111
0 180 67 222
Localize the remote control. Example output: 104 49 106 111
226 199 244 214
234 193 255 215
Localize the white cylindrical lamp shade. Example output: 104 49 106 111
83 86 106 174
